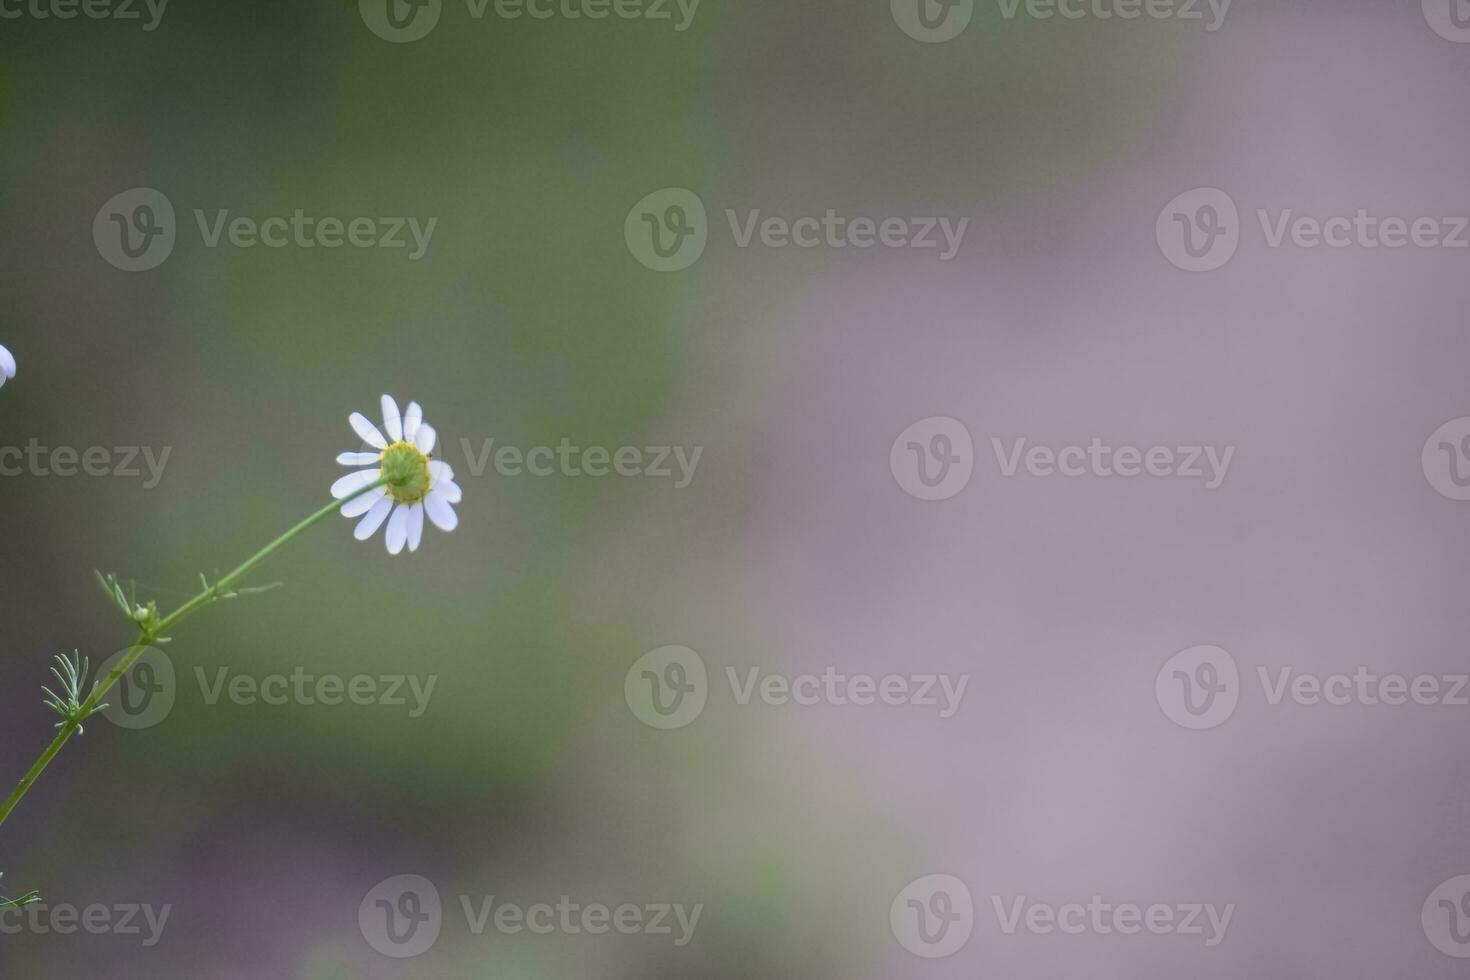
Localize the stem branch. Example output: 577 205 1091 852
0 478 388 832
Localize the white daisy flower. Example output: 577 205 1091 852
331 394 462 554
0 343 14 390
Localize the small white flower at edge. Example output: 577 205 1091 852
0 343 15 390
331 394 462 554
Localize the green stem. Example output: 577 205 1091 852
0 478 389 833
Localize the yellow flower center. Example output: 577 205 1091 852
380 441 432 504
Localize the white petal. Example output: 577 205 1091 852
349 412 388 450
429 460 454 483
354 497 394 540
402 401 423 440
0 374 6 390
434 479 462 504
340 486 386 518
406 503 424 552
337 451 382 466
424 491 459 532
0 343 14 379
413 423 436 455
381 394 403 443
385 504 410 554
331 468 380 499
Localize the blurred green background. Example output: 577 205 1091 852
0 0 1189 975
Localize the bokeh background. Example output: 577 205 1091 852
3 0 1470 975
